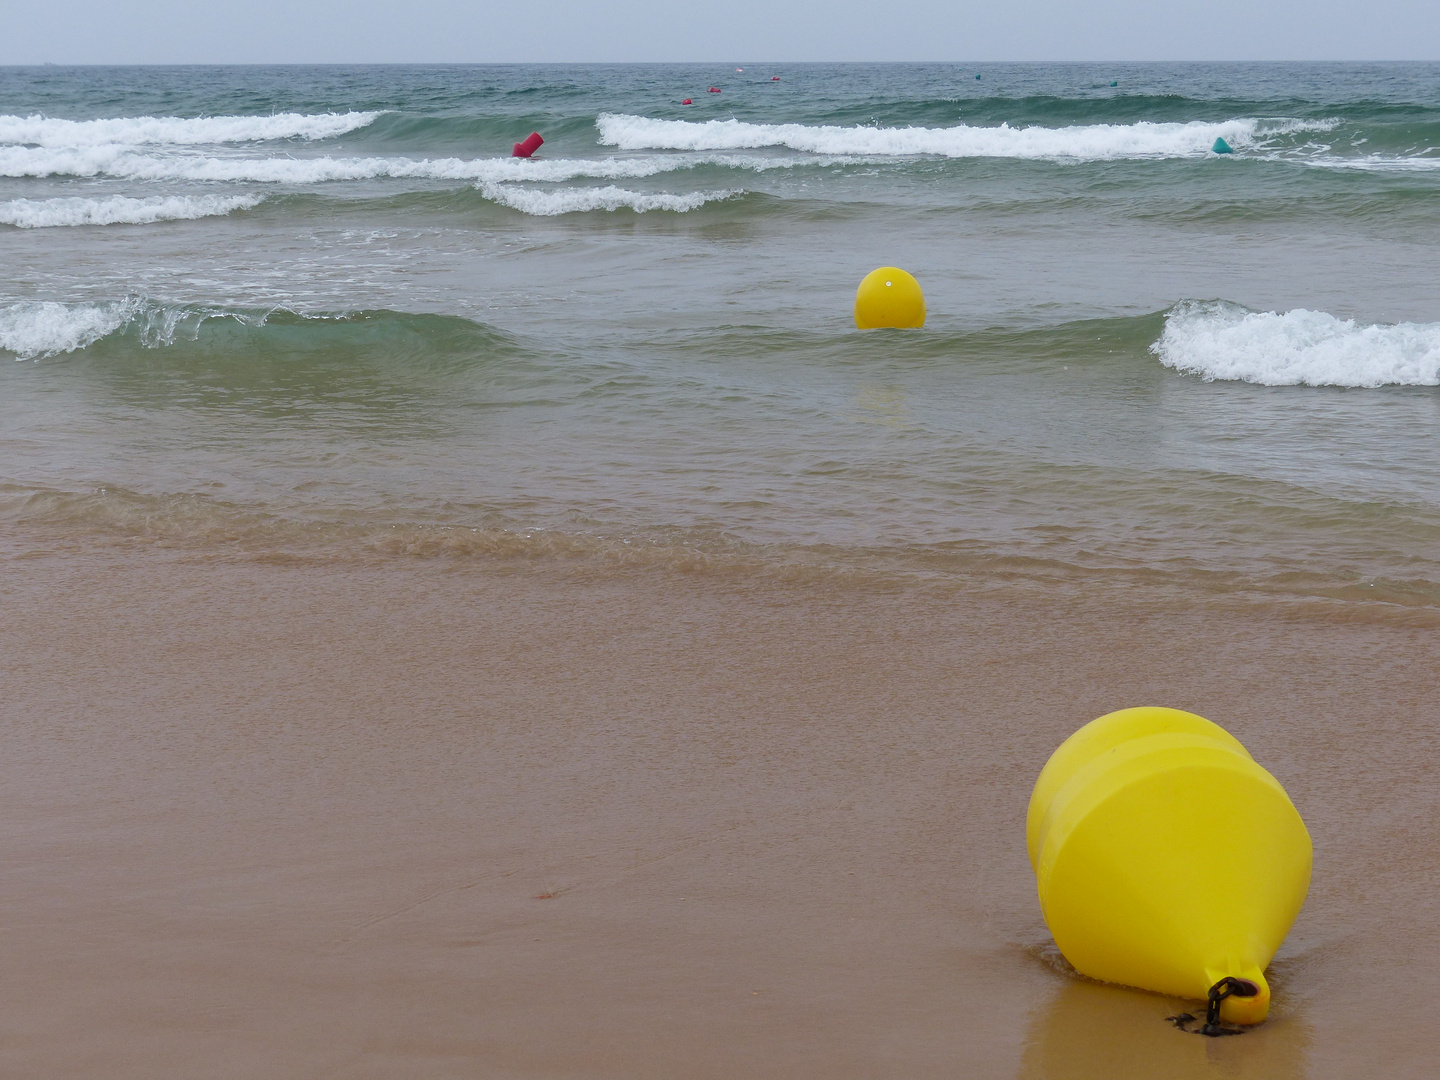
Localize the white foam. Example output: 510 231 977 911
1152 301 1440 387
0 297 231 359
0 111 383 148
0 299 139 359
477 182 736 215
595 113 1335 161
0 193 263 228
1303 154 1440 173
0 146 824 184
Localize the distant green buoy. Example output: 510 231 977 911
975 74 982 80
1212 137 1234 155
1110 81 1118 87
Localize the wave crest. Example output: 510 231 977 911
476 182 737 215
595 113 1334 161
0 111 383 148
0 145 830 184
3 299 131 359
1152 301 1440 387
0 298 514 365
0 193 263 228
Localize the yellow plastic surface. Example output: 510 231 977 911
853 266 926 328
1028 707 1311 1025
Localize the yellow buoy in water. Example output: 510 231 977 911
1027 707 1311 1027
854 266 925 329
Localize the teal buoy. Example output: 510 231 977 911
975 74 982 80
1110 81 1118 87
1212 137 1234 154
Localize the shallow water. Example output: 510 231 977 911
4 63 1440 611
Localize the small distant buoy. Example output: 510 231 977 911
854 267 925 329
681 98 692 105
512 132 543 158
708 87 721 93
1212 137 1234 155
772 75 780 81
1110 80 1119 87
975 73 982 80
736 68 744 73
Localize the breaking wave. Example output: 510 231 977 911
476 182 737 215
595 113 1336 161
0 297 512 366
1305 155 1440 174
1152 301 1440 387
0 146 835 183
0 193 263 228
0 299 141 359
0 111 383 147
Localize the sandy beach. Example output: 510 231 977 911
3 542 1435 1078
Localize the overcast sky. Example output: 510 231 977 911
3 0 1438 65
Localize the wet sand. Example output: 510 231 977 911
2 547 1436 1078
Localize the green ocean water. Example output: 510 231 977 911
2 64 1439 611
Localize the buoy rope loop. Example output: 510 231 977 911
1204 977 1256 1033
1165 977 1258 1037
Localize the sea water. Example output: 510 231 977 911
2 63 1439 614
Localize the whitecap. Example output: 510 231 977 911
0 193 263 228
0 146 830 184
1152 301 1440 387
0 111 384 148
1302 155 1440 173
594 113 1338 161
0 299 140 359
476 182 736 215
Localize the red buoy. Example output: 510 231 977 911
708 87 721 93
681 98 692 105
512 132 544 158
771 76 780 81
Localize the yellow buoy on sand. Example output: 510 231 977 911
854 266 925 329
1027 707 1311 1029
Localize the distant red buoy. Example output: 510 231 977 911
772 76 780 81
681 98 692 105
512 132 544 158
708 87 721 93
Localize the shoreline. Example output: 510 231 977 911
6 503 1439 630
